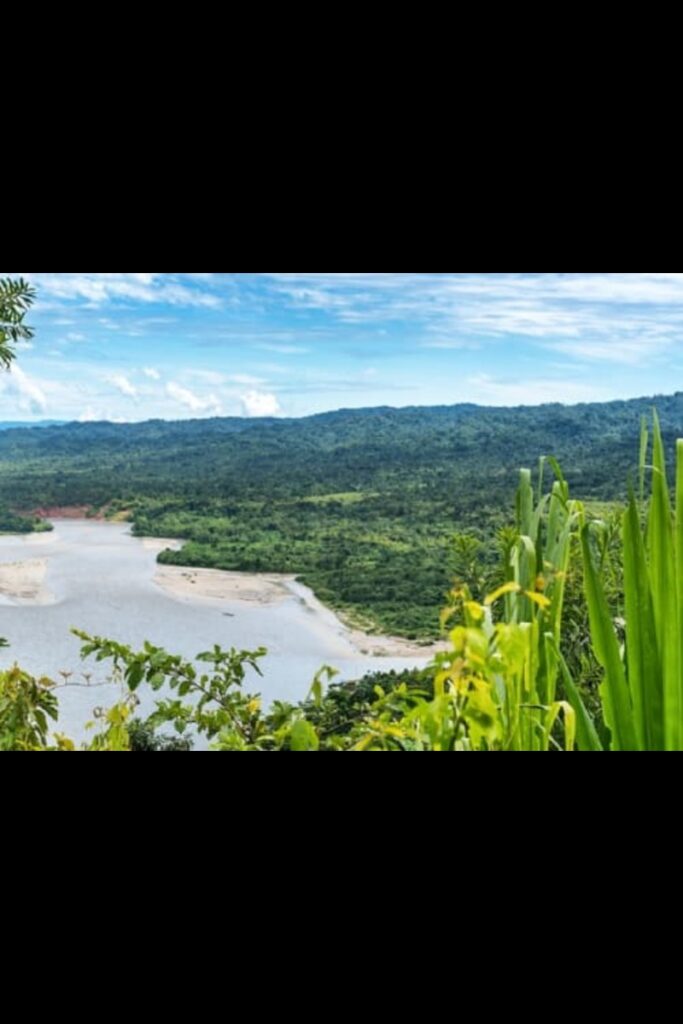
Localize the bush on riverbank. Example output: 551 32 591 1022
0 504 53 534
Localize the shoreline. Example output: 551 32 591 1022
1 523 445 660
286 578 447 659
153 564 446 659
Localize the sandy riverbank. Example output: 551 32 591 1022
154 564 447 659
0 558 54 604
287 580 448 658
342 628 447 659
154 566 294 605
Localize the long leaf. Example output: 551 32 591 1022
648 412 680 750
675 439 683 750
581 523 639 751
623 491 663 749
546 635 603 751
639 415 649 506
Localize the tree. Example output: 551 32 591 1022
0 276 37 649
0 277 36 369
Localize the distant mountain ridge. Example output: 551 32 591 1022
3 390 683 436
2 391 683 512
0 420 66 430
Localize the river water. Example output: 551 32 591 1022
0 520 430 746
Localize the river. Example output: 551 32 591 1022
0 520 432 747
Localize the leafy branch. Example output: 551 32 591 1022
0 276 36 369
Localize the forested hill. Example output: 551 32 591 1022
2 392 683 507
2 393 682 639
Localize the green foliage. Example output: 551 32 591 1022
424 462 590 752
0 277 36 370
297 668 432 744
0 503 52 534
578 414 683 750
74 630 277 749
0 662 143 751
127 718 193 752
0 666 59 751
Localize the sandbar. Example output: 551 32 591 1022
154 566 293 605
0 559 54 605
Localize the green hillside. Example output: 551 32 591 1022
2 393 681 637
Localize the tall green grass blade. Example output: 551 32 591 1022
546 487 576 642
547 456 567 491
581 523 639 750
623 491 663 749
517 535 537 623
675 439 683 750
546 635 603 751
648 411 680 750
531 494 551 558
544 701 576 752
537 456 546 504
639 415 649 506
517 469 534 540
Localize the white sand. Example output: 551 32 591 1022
0 559 54 604
154 566 294 605
343 629 447 659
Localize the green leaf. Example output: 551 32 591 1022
623 490 663 749
290 720 320 752
648 412 681 750
581 523 638 751
545 635 603 751
126 662 144 692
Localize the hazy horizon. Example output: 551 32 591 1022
3 272 683 423
4 387 683 430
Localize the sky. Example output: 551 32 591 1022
3 272 683 422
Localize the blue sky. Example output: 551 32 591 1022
3 272 683 422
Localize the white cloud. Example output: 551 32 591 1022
263 273 683 366
166 381 222 416
420 339 481 351
142 367 161 380
106 374 138 399
16 273 222 309
241 390 281 417
1 367 48 415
